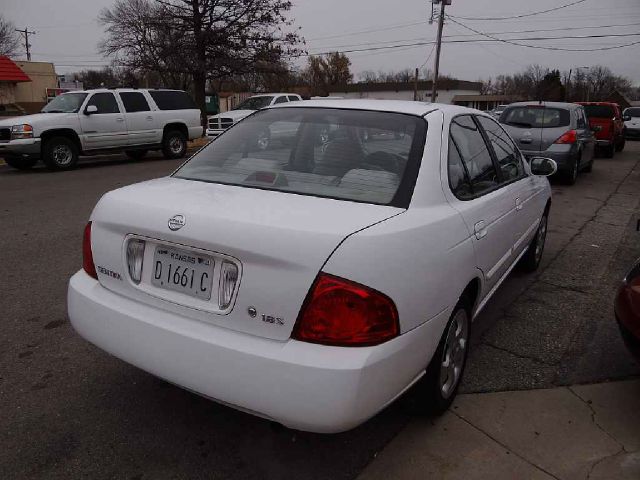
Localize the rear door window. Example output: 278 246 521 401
149 90 197 110
287 95 300 102
583 105 615 119
477 116 524 184
120 92 151 112
501 107 570 128
86 92 120 114
274 96 288 104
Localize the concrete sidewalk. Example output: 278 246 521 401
359 380 640 480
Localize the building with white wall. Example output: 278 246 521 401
327 79 482 104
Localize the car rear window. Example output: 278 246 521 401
149 90 197 110
174 107 427 207
583 105 615 118
501 107 570 128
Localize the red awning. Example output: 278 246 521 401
0 56 31 82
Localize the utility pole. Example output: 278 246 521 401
15 27 36 61
430 0 449 103
414 67 419 101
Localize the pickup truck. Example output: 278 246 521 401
0 88 203 171
576 102 625 158
206 93 302 141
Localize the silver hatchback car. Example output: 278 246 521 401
499 102 595 185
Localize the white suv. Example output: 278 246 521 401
206 93 302 138
0 88 203 171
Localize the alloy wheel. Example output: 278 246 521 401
534 215 548 264
53 144 73 166
439 309 469 399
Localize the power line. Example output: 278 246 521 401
445 16 640 53
306 20 428 42
451 0 588 21
302 32 640 57
307 21 640 53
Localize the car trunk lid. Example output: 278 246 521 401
89 177 403 341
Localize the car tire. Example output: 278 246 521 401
162 130 187 159
5 156 38 170
564 155 579 185
519 210 549 273
616 137 625 152
604 143 615 158
583 156 593 173
42 136 79 171
125 150 148 160
405 296 471 415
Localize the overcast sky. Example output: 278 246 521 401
3 0 640 84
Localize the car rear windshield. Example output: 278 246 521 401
624 107 640 118
148 90 196 110
174 107 427 207
500 107 570 128
583 105 615 118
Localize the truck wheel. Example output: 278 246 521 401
162 130 187 159
616 137 625 152
125 150 148 160
42 137 79 171
5 156 38 170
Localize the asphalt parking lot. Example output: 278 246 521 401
1 144 639 480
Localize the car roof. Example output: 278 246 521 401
62 88 185 94
250 93 300 97
269 99 476 117
505 101 580 110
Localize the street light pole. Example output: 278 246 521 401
430 0 448 103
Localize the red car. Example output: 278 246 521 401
577 102 626 158
615 258 640 361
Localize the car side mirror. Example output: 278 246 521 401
530 157 557 177
592 125 602 132
84 105 98 115
623 115 631 122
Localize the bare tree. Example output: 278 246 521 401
99 0 302 119
0 15 20 57
305 52 352 95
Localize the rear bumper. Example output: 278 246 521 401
0 138 41 158
68 271 443 433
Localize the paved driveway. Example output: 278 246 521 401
1 144 638 479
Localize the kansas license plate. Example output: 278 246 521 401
151 247 215 300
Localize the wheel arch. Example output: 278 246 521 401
40 129 82 154
163 122 188 139
459 276 482 318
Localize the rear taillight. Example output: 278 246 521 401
83 222 97 279
126 239 146 284
554 130 577 144
292 273 399 347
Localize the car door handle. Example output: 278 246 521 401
515 197 523 211
520 138 533 144
116 117 125 122
474 221 488 240
146 116 153 121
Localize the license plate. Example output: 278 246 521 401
151 247 215 300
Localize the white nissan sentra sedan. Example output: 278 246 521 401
68 100 555 433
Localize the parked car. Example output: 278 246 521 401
623 107 640 140
206 93 303 138
499 101 595 185
615 258 640 361
577 102 625 157
490 104 509 118
68 100 555 433
0 88 202 171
